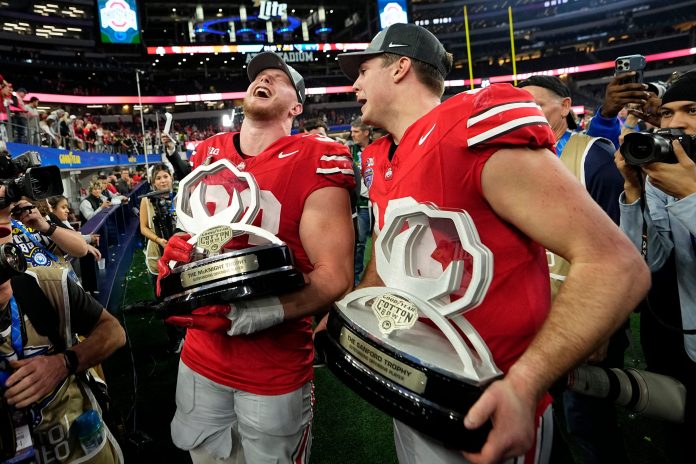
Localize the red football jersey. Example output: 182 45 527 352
182 131 355 395
367 84 555 375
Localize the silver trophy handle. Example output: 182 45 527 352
176 158 261 236
339 287 502 385
376 202 493 318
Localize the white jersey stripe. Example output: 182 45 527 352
467 116 549 147
320 155 351 161
316 167 354 175
467 102 541 127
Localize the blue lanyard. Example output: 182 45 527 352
9 296 22 357
168 193 176 217
555 130 573 157
11 219 59 263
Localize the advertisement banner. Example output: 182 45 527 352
5 143 157 170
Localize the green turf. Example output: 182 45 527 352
105 249 398 463
102 246 678 463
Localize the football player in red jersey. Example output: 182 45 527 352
337 24 650 464
159 52 355 463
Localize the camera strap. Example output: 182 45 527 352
555 130 572 157
10 219 59 264
9 297 22 358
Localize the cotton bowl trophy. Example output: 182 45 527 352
317 202 502 452
156 159 305 317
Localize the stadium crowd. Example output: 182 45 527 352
2 25 696 464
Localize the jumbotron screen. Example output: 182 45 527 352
97 0 141 44
378 0 410 30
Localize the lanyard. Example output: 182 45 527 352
11 219 59 263
9 296 22 357
555 130 572 157
168 192 176 217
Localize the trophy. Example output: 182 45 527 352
156 159 305 317
317 202 502 452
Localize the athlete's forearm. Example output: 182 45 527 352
507 252 649 402
280 261 353 320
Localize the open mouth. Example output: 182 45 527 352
0 225 11 238
253 87 271 98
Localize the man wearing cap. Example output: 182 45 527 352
337 23 649 464
616 70 696 462
25 97 40 146
518 76 629 463
159 52 355 463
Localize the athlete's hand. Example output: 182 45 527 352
4 355 69 408
166 297 285 336
156 233 192 296
461 378 538 464
165 304 231 332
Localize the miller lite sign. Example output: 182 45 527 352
255 0 287 20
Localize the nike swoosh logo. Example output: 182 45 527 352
418 124 436 146
278 150 299 158
388 42 409 48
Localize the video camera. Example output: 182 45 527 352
0 151 63 209
620 129 696 166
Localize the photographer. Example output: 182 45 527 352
139 164 182 353
0 148 88 272
615 70 696 461
0 190 126 463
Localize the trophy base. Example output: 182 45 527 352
316 306 493 452
157 243 305 317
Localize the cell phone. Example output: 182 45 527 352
615 55 646 84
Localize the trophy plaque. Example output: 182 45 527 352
316 202 502 451
157 159 305 317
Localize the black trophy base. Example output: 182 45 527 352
316 308 492 452
156 244 305 318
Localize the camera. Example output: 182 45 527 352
0 151 63 209
646 81 669 99
620 129 696 166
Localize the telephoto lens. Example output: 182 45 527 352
567 365 686 423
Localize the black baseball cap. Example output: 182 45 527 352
338 23 451 82
518 75 577 130
247 52 306 104
662 70 696 105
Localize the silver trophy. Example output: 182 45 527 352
318 202 501 451
157 159 305 317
